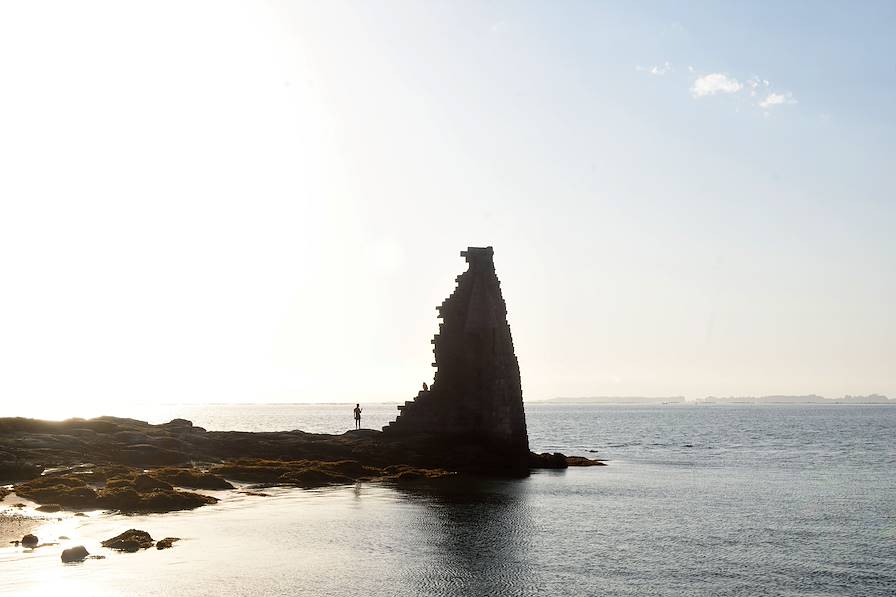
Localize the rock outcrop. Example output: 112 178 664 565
383 247 531 474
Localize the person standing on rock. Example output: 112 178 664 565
353 404 362 430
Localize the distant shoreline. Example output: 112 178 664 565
534 395 893 406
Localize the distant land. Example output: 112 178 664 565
540 394 893 405
543 396 687 405
695 394 893 405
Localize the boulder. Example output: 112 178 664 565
21 533 39 548
60 545 89 562
156 537 180 549
101 529 154 552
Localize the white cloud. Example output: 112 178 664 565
759 92 797 109
691 73 743 97
746 76 771 96
643 63 798 113
637 61 672 76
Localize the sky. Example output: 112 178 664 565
0 1 893 412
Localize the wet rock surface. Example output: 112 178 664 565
101 529 154 552
60 545 89 562
211 459 452 487
1 417 602 511
21 533 39 547
156 537 180 550
12 470 219 514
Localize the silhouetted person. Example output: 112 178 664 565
353 403 362 430
422 382 429 392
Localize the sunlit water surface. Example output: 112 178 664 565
2 404 894 596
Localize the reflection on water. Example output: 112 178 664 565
398 478 535 597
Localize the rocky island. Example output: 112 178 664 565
1 247 601 520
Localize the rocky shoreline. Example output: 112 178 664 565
1 415 603 516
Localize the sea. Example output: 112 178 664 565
1 403 894 596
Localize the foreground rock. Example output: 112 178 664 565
12 472 218 514
1 415 603 511
21 533 38 548
211 459 452 487
0 416 602 480
102 529 154 552
156 537 180 549
60 545 89 562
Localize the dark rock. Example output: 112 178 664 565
21 534 39 547
210 462 290 483
156 537 180 549
133 474 173 492
113 431 153 443
0 461 43 483
279 468 352 487
101 529 154 551
529 452 568 469
394 470 422 482
36 504 62 512
119 444 189 466
529 452 606 468
73 465 135 483
13 477 98 508
96 486 217 513
151 467 234 490
61 545 89 562
212 458 450 488
565 456 605 467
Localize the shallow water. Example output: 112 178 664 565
2 404 894 596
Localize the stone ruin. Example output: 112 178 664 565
383 247 530 471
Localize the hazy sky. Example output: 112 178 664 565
1 1 893 411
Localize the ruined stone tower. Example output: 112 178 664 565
383 247 530 472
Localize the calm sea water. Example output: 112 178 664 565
2 404 894 596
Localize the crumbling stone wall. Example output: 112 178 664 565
383 247 530 465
